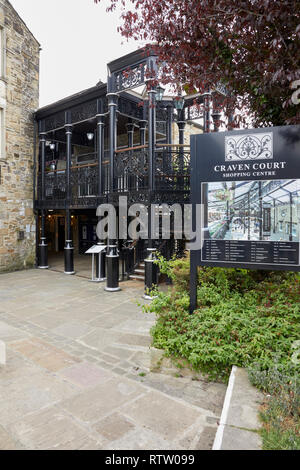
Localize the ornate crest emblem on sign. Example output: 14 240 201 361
225 133 273 161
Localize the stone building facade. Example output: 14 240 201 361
0 0 39 272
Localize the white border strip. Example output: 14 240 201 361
212 365 237 450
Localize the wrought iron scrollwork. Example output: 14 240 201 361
43 172 67 200
225 133 273 161
44 112 66 132
118 97 143 120
155 148 191 192
185 103 203 121
115 63 146 92
116 149 148 178
114 149 149 193
70 165 98 206
71 101 98 124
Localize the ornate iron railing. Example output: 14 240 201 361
70 164 98 206
155 145 190 191
114 146 149 192
43 171 67 200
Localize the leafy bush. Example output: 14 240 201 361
145 255 300 382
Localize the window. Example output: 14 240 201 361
279 221 283 232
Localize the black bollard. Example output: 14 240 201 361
64 240 75 275
38 237 49 269
105 245 121 292
143 248 159 300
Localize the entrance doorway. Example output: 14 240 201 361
58 217 65 251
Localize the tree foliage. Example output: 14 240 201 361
95 0 300 127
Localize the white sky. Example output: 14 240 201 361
10 0 138 108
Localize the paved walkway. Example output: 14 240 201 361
0 269 226 450
48 253 98 279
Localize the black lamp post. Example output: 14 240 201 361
156 85 165 102
106 85 121 292
38 122 49 270
64 112 75 275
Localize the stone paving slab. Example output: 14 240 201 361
0 321 30 342
8 406 103 450
0 425 24 450
59 362 114 389
10 338 81 372
0 269 226 450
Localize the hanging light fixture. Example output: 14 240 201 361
87 132 94 141
50 142 56 151
156 85 165 101
173 93 185 111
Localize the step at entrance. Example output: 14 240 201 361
129 262 145 282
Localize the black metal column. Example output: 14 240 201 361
144 85 158 298
212 109 221 132
177 111 186 189
166 104 173 172
39 210 49 269
203 90 212 133
38 123 49 269
106 89 121 292
95 99 107 282
64 112 75 275
127 119 135 190
97 98 105 198
148 87 156 193
127 119 134 148
139 120 147 146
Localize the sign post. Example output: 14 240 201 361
190 125 300 312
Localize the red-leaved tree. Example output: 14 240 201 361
95 0 300 128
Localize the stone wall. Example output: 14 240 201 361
0 0 39 272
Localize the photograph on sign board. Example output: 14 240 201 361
202 179 300 242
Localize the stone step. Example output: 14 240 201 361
134 269 144 274
129 274 145 281
213 366 263 451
